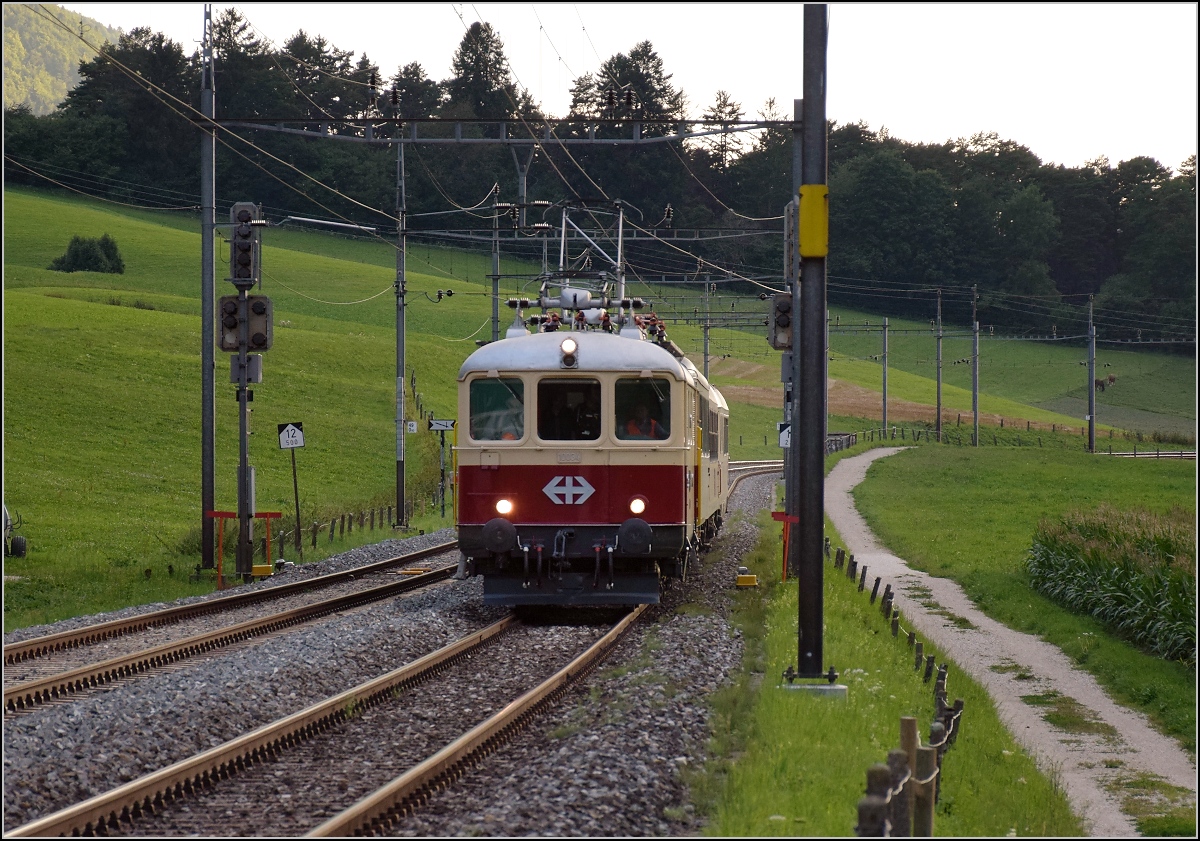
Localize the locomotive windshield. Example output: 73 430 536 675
615 378 671 440
470 378 524 441
538 379 601 440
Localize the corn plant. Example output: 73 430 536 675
1026 505 1196 668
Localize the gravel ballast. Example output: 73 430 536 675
4 476 770 835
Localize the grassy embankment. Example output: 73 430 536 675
690 442 1195 836
691 489 1081 836
4 187 1196 833
3 186 499 627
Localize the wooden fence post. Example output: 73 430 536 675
856 795 889 837
929 721 947 802
328 519 335 543
887 748 913 837
900 717 919 807
912 746 938 836
857 764 893 837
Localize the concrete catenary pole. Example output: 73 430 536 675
395 143 408 525
200 4 216 568
936 289 943 442
1087 295 1096 452
882 317 889 432
972 320 980 447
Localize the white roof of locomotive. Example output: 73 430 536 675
458 331 691 382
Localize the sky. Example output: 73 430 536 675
53 2 1198 172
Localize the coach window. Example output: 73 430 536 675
538 379 601 441
470 378 524 441
615 377 671 441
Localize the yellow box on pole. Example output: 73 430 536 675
798 184 829 258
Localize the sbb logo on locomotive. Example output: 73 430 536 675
542 475 596 505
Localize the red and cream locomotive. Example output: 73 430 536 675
453 210 729 605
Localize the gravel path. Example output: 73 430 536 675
825 448 1197 837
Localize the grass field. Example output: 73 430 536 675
3 185 1196 834
697 499 1083 836
852 446 1197 754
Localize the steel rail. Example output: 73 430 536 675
4 563 456 713
5 615 518 838
307 604 648 837
4 541 456 665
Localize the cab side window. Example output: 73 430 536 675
615 378 671 441
538 379 601 441
470 378 524 441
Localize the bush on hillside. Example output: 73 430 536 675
49 233 125 273
1026 504 1196 668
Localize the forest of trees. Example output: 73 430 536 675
4 7 1195 343
3 4 122 115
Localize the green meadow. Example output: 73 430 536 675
4 186 1196 834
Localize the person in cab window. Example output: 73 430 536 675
576 391 601 438
625 404 667 439
481 394 522 440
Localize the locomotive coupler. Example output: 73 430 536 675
552 528 574 559
592 543 603 589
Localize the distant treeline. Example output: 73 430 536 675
3 8 1195 342
2 4 123 116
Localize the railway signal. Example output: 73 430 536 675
217 294 273 351
768 292 793 349
229 202 260 284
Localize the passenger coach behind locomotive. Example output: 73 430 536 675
455 315 730 606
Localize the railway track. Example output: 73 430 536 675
728 459 783 489
7 607 645 838
4 476 777 836
4 543 458 714
5 469 780 719
4 541 457 667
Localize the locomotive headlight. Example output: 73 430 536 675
560 337 578 368
629 497 647 515
495 499 514 516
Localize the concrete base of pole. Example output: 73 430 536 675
777 683 848 698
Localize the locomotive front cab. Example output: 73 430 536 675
455 332 693 605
